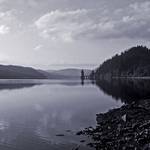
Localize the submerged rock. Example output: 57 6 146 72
77 99 150 150
55 134 65 137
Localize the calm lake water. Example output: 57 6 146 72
0 79 148 150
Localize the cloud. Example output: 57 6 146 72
34 1 150 41
0 10 23 35
0 0 149 41
34 9 115 41
34 9 116 42
34 44 43 51
0 25 10 34
35 9 90 42
0 0 6 3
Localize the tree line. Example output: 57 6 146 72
89 46 150 80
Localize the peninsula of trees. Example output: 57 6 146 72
93 46 150 79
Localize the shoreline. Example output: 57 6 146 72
113 77 150 79
77 99 150 149
93 77 150 81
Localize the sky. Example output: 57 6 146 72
0 0 150 70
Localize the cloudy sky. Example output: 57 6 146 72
0 0 150 69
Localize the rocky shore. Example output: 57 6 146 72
77 99 150 150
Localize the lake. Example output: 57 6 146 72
0 79 148 150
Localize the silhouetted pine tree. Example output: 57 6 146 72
90 70 95 80
81 69 85 80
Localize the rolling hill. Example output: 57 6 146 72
46 69 91 79
0 65 47 79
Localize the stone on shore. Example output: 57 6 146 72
77 100 150 149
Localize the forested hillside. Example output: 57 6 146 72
94 46 150 79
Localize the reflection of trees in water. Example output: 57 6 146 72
96 79 150 103
78 79 150 149
0 84 36 91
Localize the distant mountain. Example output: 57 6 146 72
46 69 91 79
0 64 91 80
0 65 46 79
94 46 150 79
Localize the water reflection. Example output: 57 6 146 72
81 79 84 86
79 79 150 149
96 79 150 103
0 79 122 150
1 79 148 149
0 79 93 91
0 84 36 91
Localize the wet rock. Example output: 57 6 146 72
55 134 65 137
80 140 85 143
66 130 71 132
77 99 150 149
76 131 84 135
72 145 80 150
122 114 126 122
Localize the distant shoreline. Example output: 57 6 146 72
112 76 150 79
95 76 150 81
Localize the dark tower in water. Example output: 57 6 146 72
81 69 85 85
81 69 85 80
